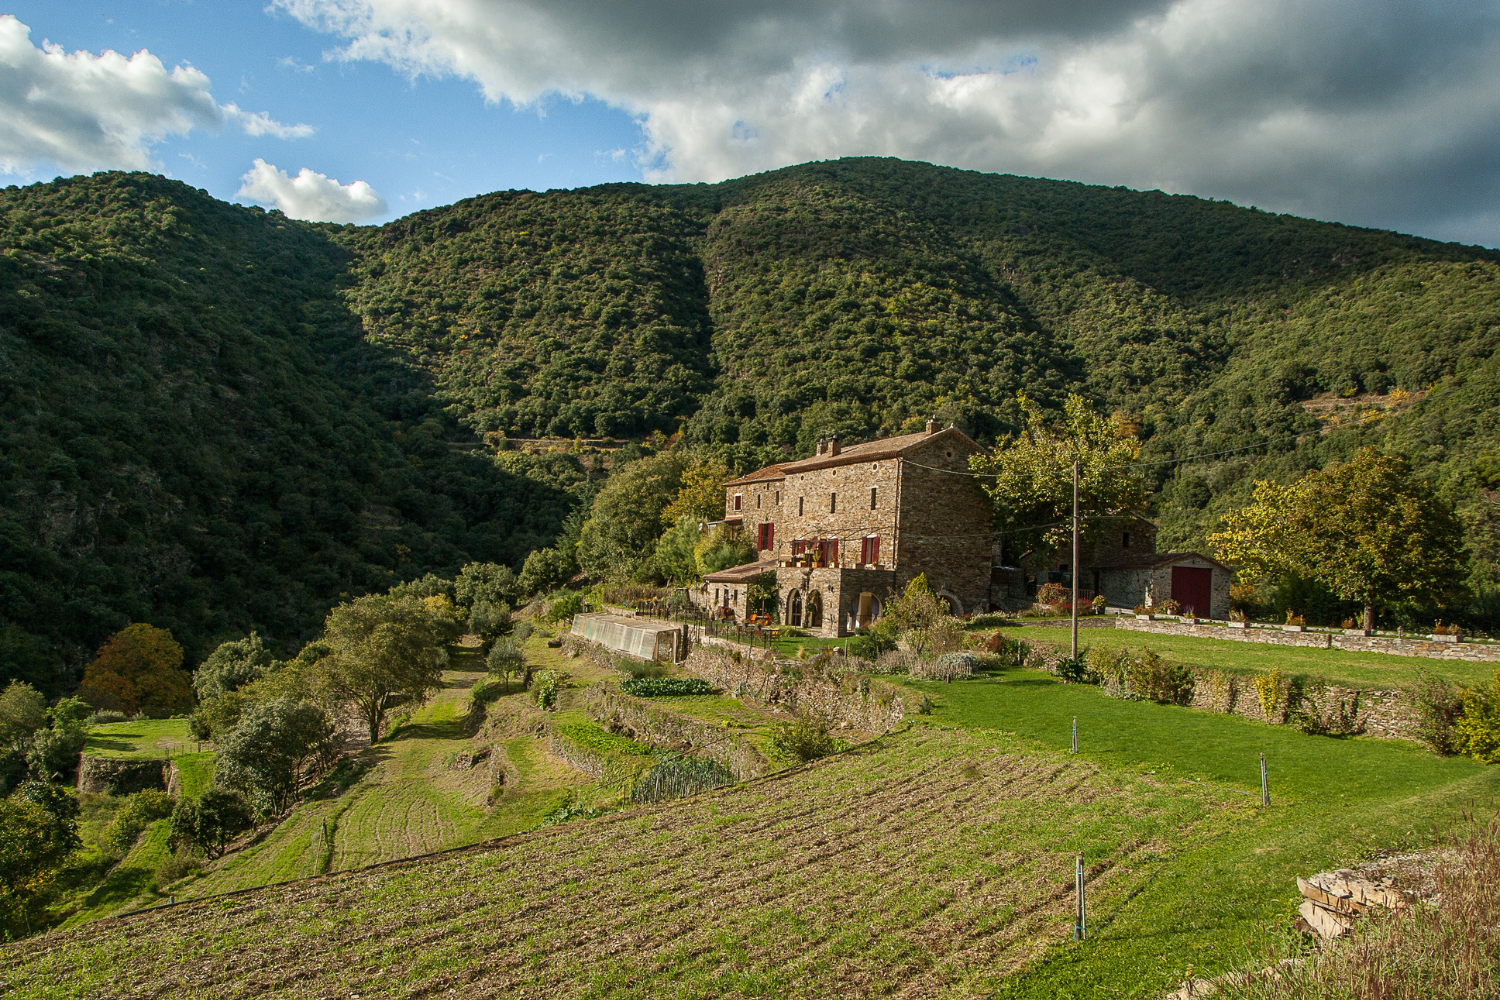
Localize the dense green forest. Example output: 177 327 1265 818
3 159 1499 691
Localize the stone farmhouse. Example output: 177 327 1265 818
697 419 1232 635
702 419 992 635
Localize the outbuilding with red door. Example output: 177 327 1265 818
1089 552 1233 620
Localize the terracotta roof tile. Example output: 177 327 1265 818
723 427 982 484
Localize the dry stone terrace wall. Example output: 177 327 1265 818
581 686 769 780
683 644 906 733
76 756 170 795
1114 617 1500 662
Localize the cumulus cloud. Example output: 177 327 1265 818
276 0 1500 245
236 158 388 222
0 15 311 174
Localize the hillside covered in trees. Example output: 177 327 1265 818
4 159 1499 689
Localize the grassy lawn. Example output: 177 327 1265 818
83 718 198 758
1001 623 1496 690
890 667 1499 997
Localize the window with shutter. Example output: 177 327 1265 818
861 535 880 565
733 494 742 511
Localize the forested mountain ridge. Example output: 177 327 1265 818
3 159 1499 690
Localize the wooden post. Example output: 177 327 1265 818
1071 716 1078 754
1260 753 1269 807
1075 854 1086 940
1071 461 1080 661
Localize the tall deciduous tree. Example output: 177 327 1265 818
322 595 448 743
577 452 687 581
215 697 336 814
969 394 1146 564
660 460 731 526
193 632 276 704
1209 448 1466 630
76 624 194 717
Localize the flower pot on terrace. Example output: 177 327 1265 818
1136 614 1155 621
1343 629 1372 637
1282 625 1306 632
1227 622 1248 629
1429 633 1462 643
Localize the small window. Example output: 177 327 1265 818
945 450 953 459
1122 531 1131 550
756 493 761 509
830 492 837 513
775 491 780 505
861 535 880 565
798 496 804 516
733 493 742 512
870 486 878 510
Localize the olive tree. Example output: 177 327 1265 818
322 594 448 743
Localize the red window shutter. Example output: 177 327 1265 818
870 535 879 564
734 494 742 511
767 522 774 549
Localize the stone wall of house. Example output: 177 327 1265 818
894 435 993 614
771 456 903 568
682 644 907 732
1114 616 1500 661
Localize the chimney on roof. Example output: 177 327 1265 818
829 435 840 456
925 416 938 436
816 437 826 455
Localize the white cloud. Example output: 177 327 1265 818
0 15 312 174
275 0 1500 245
237 157 388 222
223 104 316 139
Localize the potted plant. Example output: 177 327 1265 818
1227 610 1249 629
1341 616 1371 637
1430 621 1463 643
1282 609 1306 632
1133 603 1154 621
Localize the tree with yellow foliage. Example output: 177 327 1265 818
660 460 731 526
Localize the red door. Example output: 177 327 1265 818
1171 567 1213 618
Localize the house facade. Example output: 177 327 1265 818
701 420 994 636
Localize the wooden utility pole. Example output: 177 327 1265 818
1071 460 1080 661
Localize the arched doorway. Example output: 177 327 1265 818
937 590 962 615
788 590 803 627
856 592 882 629
807 589 823 628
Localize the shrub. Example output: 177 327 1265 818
1412 667 1465 755
984 633 1034 668
630 757 737 803
539 793 604 827
1204 669 1237 713
1252 668 1286 722
620 658 668 680
968 613 1012 628
468 601 512 649
153 848 204 889
512 621 534 643
543 592 584 623
532 670 562 710
469 676 508 709
1055 652 1101 685
214 698 337 815
1295 685 1367 737
871 650 914 674
766 714 842 764
1096 648 1192 704
621 677 715 697
1229 609 1249 623
1284 608 1306 626
1036 582 1068 606
168 790 253 859
910 653 976 682
103 789 175 855
1091 594 1108 613
847 631 898 661
1455 671 1500 763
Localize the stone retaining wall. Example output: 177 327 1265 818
77 756 169 795
682 645 906 732
1174 668 1417 741
1113 617 1500 662
581 686 769 780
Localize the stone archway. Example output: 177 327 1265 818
788 590 803 627
936 590 962 615
807 589 823 628
856 591 883 629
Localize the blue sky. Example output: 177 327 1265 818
4 0 1499 244
6 1 645 221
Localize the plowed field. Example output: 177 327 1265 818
1 727 1242 999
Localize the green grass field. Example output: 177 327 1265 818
890 666 1498 997
1004 623 1496 690
83 718 198 759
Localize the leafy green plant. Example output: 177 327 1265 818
1455 671 1500 762
539 793 606 827
543 593 584 624
1294 686 1366 737
1055 652 1101 685
620 677 715 697
531 670 563 710
984 633 1034 668
630 757 737 803
766 714 844 765
555 722 651 758
1412 667 1465 755
103 789 175 856
168 790 253 860
1252 668 1286 722
469 677 508 709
